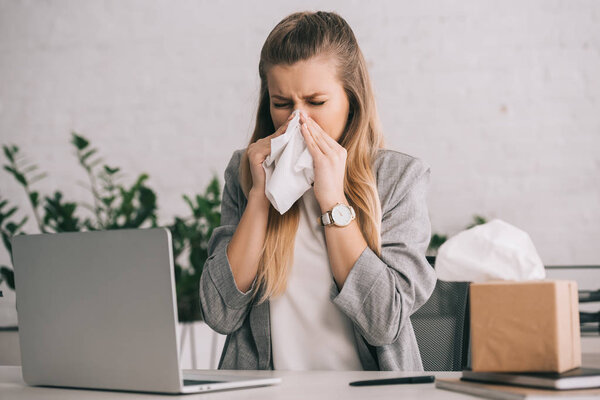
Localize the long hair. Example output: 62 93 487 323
239 11 385 303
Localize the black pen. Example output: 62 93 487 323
349 375 435 386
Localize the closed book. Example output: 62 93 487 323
462 368 600 390
436 378 600 400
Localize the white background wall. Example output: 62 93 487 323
1 0 599 320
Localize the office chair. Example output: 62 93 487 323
411 257 470 371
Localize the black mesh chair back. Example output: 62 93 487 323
410 277 470 371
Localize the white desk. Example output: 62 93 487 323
0 367 471 399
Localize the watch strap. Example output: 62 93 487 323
318 203 354 227
319 211 333 226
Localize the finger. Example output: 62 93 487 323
314 121 340 148
307 117 337 146
300 114 332 150
301 122 325 157
305 119 332 154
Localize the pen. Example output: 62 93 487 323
349 375 435 386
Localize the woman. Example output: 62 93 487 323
199 11 436 371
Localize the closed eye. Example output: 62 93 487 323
273 101 326 108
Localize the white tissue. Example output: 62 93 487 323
435 219 546 282
263 110 314 214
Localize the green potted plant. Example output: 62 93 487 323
0 133 220 324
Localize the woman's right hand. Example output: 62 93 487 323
246 113 294 195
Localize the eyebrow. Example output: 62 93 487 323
270 92 328 100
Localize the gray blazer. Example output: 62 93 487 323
199 148 436 371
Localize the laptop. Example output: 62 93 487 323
11 227 281 394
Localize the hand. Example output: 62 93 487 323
246 113 294 196
298 111 348 213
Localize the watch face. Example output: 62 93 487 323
332 204 352 226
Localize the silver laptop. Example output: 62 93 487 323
11 227 281 394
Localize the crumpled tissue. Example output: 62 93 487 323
435 218 545 282
262 110 314 214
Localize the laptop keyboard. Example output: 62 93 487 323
183 379 222 386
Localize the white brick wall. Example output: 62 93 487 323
1 0 598 272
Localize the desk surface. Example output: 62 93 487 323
0 367 471 399
3 354 599 399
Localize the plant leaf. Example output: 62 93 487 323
1 231 12 254
3 145 15 163
3 166 27 186
22 164 39 174
466 215 487 230
6 222 18 235
0 266 15 290
183 194 194 211
15 215 28 231
3 206 17 221
88 158 104 168
29 173 47 184
81 148 98 163
71 133 89 150
29 191 39 208
103 165 120 175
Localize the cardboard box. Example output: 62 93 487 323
470 280 581 373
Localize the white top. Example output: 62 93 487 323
269 186 363 370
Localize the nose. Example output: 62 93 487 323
293 109 308 121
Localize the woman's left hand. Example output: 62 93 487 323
299 111 348 213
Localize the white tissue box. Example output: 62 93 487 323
470 280 581 373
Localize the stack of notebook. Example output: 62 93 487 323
436 368 600 399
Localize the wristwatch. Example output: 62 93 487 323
318 203 356 227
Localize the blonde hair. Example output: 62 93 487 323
239 11 385 303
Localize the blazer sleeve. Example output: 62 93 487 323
329 155 437 347
199 149 257 335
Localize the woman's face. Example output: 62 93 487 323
267 55 350 142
